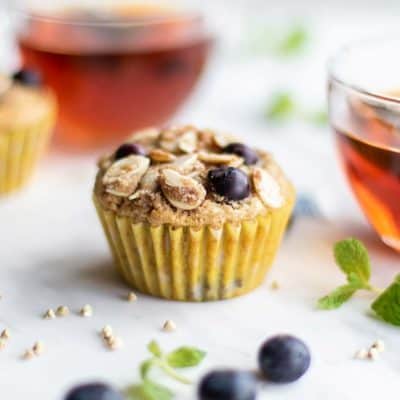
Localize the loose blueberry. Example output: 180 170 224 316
208 167 250 201
258 335 311 383
114 143 146 160
198 370 257 400
223 143 259 165
65 383 123 400
12 69 42 87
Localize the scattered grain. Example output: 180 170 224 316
101 325 113 340
128 292 137 302
1 328 10 340
22 349 35 360
43 309 56 320
162 320 176 332
33 341 44 356
56 305 70 317
371 339 385 353
80 304 93 317
354 348 368 360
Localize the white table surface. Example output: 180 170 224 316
1 3 400 399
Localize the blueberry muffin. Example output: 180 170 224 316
0 70 56 194
93 125 295 301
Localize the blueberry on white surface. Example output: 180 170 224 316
198 370 257 400
258 334 311 383
65 383 123 400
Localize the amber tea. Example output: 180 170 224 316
18 7 212 151
334 96 400 250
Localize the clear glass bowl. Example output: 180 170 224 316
14 1 214 152
328 38 400 251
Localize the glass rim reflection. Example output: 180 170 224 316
328 36 400 107
13 4 203 29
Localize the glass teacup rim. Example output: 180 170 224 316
328 36 400 107
13 5 203 28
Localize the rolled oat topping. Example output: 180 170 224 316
103 155 150 197
252 167 285 208
95 125 293 226
160 169 206 210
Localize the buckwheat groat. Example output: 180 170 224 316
93 125 295 301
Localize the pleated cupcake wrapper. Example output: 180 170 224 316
93 194 294 301
0 115 55 194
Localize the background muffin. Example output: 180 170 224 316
93 125 295 301
0 70 56 194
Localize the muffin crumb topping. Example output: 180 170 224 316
95 125 293 226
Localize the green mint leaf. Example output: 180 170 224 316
305 110 328 126
125 381 173 400
317 282 362 310
372 274 400 326
334 238 371 283
148 341 162 358
167 347 206 368
265 92 296 122
140 360 154 380
276 25 309 56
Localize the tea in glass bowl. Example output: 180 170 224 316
329 39 400 251
16 3 213 152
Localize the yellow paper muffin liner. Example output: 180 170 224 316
93 192 294 301
0 109 55 195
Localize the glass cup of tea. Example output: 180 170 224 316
14 1 213 152
328 38 400 251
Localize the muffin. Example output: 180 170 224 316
93 125 295 301
0 70 56 194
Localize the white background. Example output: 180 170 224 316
1 1 400 399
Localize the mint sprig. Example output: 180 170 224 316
248 23 310 58
265 91 328 126
265 92 296 122
126 381 173 400
276 25 309 57
334 238 371 282
318 238 379 310
372 274 400 326
126 341 206 400
317 238 400 328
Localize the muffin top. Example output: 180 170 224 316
95 125 294 227
0 71 55 131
